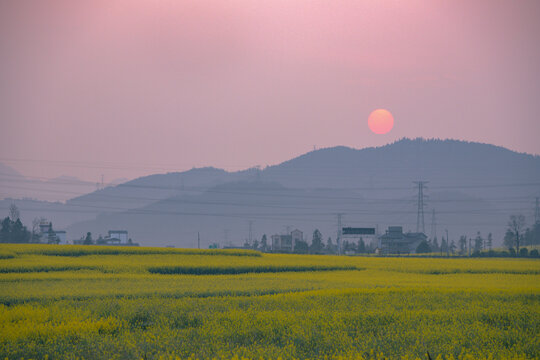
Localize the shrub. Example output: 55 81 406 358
415 240 431 254
147 265 359 275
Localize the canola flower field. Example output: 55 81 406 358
0 244 538 360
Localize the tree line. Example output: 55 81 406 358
415 214 539 257
245 229 377 255
0 205 60 244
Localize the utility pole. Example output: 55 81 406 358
414 181 428 233
445 229 449 257
197 232 200 249
336 213 344 255
468 237 471 257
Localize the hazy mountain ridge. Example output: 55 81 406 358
2 138 539 246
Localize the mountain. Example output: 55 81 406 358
262 139 540 197
66 180 507 248
0 165 97 202
64 138 540 247
65 167 247 211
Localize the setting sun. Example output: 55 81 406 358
368 109 394 134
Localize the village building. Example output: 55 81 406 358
271 229 303 252
378 226 427 254
39 220 67 244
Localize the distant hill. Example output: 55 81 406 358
66 166 248 210
65 139 540 247
262 139 540 197
0 164 97 202
3 138 539 246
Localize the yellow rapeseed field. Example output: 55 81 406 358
0 244 538 360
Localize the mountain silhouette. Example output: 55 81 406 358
61 138 540 247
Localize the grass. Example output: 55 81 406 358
0 244 538 359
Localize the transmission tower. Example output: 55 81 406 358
430 209 437 241
535 197 540 224
414 181 428 233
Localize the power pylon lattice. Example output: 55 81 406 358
414 181 428 234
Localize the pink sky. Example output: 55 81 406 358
1 0 539 182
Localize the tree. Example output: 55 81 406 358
524 228 532 247
326 237 336 254
260 234 268 252
507 214 526 253
47 222 58 244
486 233 493 251
440 236 447 255
431 237 440 252
343 240 356 253
450 240 456 254
416 240 432 254
83 232 93 245
252 239 259 250
9 204 20 221
0 216 30 243
474 232 483 252
357 238 366 253
0 217 12 243
459 235 467 255
503 229 515 249
12 218 30 243
310 229 324 254
31 218 42 243
294 239 309 254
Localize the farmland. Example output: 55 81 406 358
0 245 539 359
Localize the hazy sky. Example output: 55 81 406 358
1 0 539 182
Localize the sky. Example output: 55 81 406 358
1 0 539 182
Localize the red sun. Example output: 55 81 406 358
368 109 394 134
